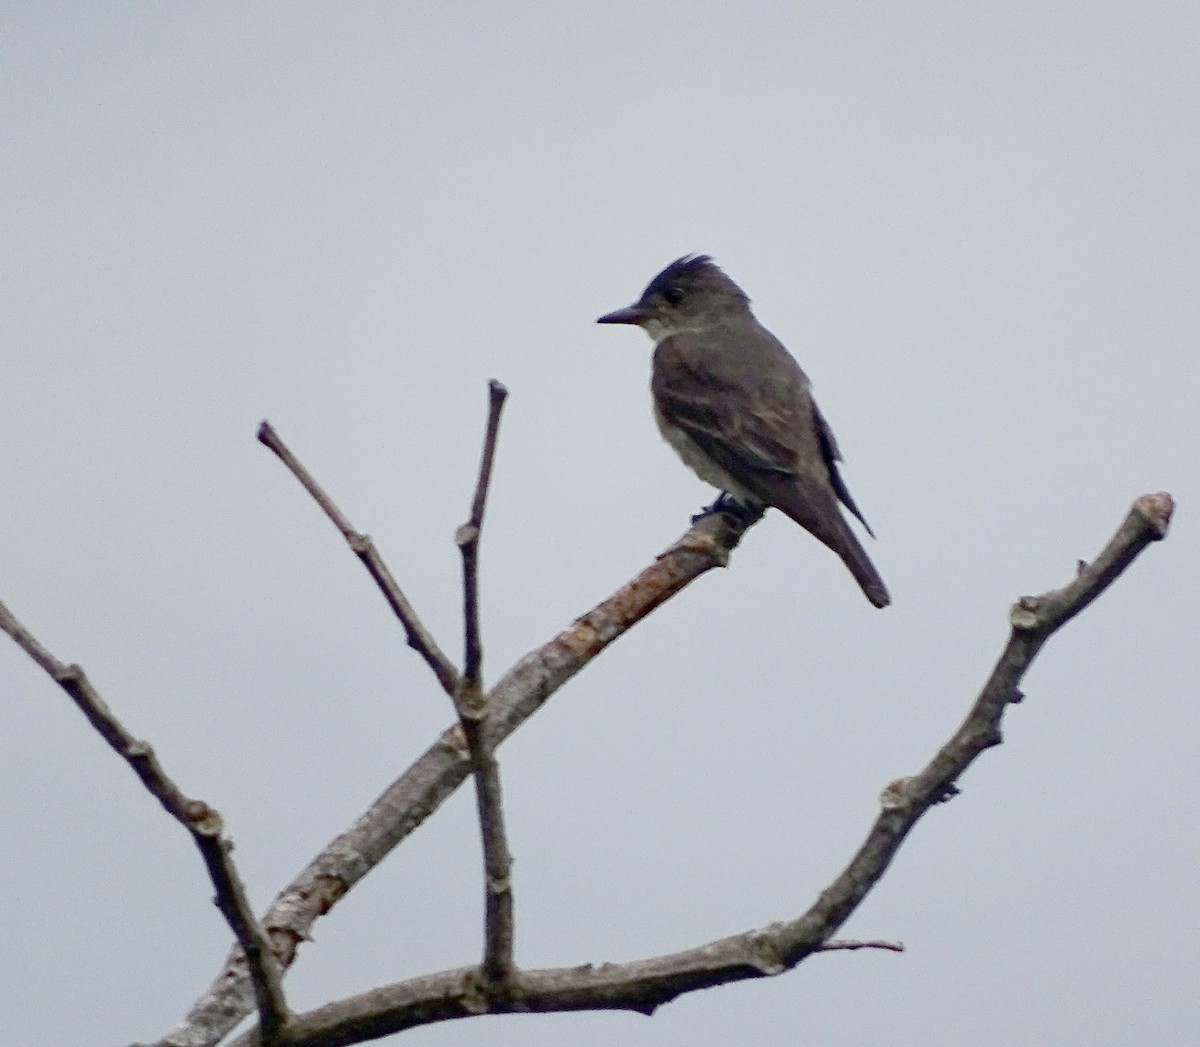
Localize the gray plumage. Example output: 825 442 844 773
597 254 890 608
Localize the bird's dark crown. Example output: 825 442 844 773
644 254 715 296
641 254 749 307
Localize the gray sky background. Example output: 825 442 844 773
3 4 1197 1046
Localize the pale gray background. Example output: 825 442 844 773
3 4 1197 1046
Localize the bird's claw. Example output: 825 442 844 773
691 492 764 526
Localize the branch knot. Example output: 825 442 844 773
1135 491 1174 536
1009 596 1045 631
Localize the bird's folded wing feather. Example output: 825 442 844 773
653 334 876 536
652 338 803 478
812 401 875 537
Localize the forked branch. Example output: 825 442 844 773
219 493 1169 1047
151 502 757 1047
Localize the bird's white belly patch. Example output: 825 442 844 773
653 405 761 504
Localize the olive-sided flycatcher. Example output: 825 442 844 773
597 254 890 608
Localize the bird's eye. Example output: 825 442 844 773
663 286 685 305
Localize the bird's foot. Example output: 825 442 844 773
691 492 765 526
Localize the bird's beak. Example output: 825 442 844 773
596 304 649 326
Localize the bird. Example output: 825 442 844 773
596 254 890 608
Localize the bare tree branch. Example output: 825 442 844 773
204 847 290 1046
457 378 508 696
257 421 461 697
452 379 515 984
0 600 289 1042
216 492 1171 1047
152 509 755 1047
459 732 515 986
817 939 906 953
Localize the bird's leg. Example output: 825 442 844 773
691 491 765 525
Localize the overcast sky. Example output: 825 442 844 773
3 5 1197 1046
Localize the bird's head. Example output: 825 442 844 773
597 254 751 342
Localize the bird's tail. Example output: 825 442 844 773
775 492 891 608
831 523 891 608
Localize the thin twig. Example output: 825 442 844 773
214 492 1171 1047
453 379 515 985
257 421 461 697
457 378 508 697
0 600 289 1042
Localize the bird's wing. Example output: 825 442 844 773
652 333 876 536
651 335 804 479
